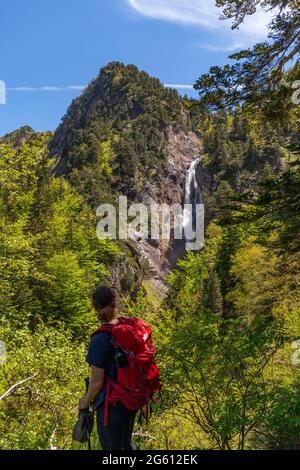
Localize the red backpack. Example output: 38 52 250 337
92 317 162 427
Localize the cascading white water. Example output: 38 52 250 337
183 157 203 250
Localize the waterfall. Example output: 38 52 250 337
183 157 203 250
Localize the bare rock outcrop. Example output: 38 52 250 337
131 126 203 282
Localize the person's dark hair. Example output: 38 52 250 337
92 285 118 323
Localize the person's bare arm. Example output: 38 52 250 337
78 366 105 409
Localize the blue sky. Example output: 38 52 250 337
0 0 273 136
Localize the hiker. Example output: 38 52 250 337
78 285 161 451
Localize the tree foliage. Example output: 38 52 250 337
195 1 300 125
0 28 299 449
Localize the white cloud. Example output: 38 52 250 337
7 85 86 92
128 0 219 28
198 42 243 52
128 0 274 47
164 84 193 89
7 87 37 91
41 86 62 91
68 85 86 90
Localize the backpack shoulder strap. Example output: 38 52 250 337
91 324 113 338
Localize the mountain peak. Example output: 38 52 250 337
0 126 36 148
50 63 187 179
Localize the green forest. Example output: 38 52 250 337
0 0 299 450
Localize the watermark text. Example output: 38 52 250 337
0 81 6 105
96 197 205 251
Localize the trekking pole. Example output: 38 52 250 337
85 377 92 451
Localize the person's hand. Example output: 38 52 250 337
78 397 89 410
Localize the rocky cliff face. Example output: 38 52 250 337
137 126 202 206
131 126 203 281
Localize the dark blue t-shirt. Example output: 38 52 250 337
86 330 117 411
